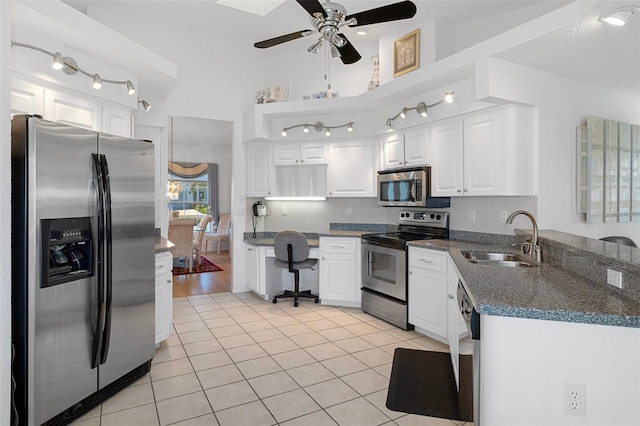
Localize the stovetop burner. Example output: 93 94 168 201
361 210 449 249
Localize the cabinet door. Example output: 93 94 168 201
381 133 404 170
155 252 173 345
328 141 374 197
11 79 44 117
44 89 101 130
245 244 258 292
319 237 359 305
273 144 299 165
464 112 500 196
103 105 133 138
404 131 430 168
447 272 460 388
431 121 464 197
300 143 327 163
246 144 273 196
408 267 448 342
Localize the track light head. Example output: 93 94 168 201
126 80 136 96
139 99 151 112
416 102 428 117
325 128 331 136
282 128 288 137
303 125 309 133
347 122 353 132
386 118 393 129
444 92 454 103
51 52 64 70
400 108 408 119
92 74 102 90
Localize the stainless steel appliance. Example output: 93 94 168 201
377 166 450 208
458 280 480 425
11 115 156 426
361 210 449 329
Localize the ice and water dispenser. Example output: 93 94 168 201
41 217 94 287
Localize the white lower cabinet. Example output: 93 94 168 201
408 247 449 342
155 252 173 345
319 237 361 307
245 244 266 296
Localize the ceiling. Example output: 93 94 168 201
60 0 639 96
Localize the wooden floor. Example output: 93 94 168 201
172 250 232 298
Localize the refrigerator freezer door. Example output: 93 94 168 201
27 118 99 425
97 133 155 389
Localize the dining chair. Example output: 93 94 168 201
193 215 213 264
168 218 196 272
204 213 231 255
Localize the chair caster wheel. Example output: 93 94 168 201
294 301 299 307
315 298 319 303
272 298 277 304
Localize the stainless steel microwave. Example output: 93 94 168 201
377 166 450 208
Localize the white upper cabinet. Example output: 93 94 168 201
381 130 430 170
103 105 133 138
273 142 327 165
246 142 273 197
328 140 375 197
44 89 101 130
431 105 534 197
11 80 44 117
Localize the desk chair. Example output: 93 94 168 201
272 231 319 307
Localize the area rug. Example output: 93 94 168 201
172 257 223 275
386 348 473 421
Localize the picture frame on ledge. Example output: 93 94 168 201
393 29 420 77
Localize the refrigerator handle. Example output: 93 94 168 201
91 153 106 369
99 154 113 365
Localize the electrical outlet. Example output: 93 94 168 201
564 383 586 416
469 210 476 222
281 206 287 216
347 207 353 216
607 269 623 289
500 211 509 223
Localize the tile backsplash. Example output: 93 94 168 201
246 196 537 234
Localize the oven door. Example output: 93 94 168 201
361 241 407 301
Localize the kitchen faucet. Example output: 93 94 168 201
506 210 542 262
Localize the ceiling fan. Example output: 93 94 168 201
254 0 417 65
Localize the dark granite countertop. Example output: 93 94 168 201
408 237 640 328
155 236 175 254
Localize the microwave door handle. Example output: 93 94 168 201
410 179 416 202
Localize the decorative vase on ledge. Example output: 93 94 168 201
368 55 380 91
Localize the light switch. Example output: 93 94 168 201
281 206 287 216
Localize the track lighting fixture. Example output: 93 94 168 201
386 92 454 128
281 121 354 137
138 99 151 112
12 41 137 96
599 6 639 26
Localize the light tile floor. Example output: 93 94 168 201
73 292 473 426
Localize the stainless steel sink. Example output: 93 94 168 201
461 250 538 267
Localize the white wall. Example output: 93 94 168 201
0 3 12 425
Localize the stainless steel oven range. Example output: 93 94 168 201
361 210 449 330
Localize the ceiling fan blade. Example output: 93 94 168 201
336 34 361 64
254 30 313 49
346 0 417 27
296 0 326 18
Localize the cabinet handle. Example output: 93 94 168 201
408 270 412 275
332 245 345 249
156 264 164 269
418 258 433 263
448 294 454 300
457 189 462 193
247 248 253 251
464 188 468 192
322 257 325 260
301 159 304 162
166 279 172 284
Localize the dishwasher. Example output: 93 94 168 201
458 280 480 425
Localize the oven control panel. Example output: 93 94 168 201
398 210 449 227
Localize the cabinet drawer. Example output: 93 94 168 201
155 252 173 277
320 238 357 254
409 249 447 273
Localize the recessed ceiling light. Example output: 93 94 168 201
356 28 369 36
599 6 640 26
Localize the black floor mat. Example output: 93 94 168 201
386 348 473 421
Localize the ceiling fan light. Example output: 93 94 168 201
333 35 346 48
330 43 341 58
307 39 323 54
51 52 64 70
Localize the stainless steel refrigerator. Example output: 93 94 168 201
11 115 156 425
